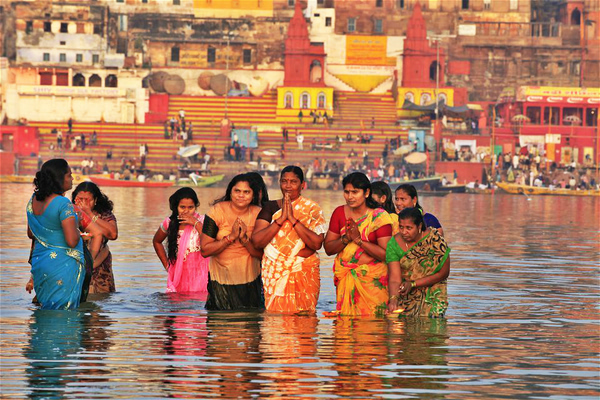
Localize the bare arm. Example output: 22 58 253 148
289 219 324 251
27 225 33 239
152 228 169 270
324 230 345 255
387 260 402 313
61 216 81 248
200 232 233 257
251 218 279 249
84 221 104 259
357 236 390 262
94 216 118 240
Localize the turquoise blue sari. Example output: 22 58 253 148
27 195 85 310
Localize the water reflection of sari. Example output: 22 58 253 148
261 197 327 313
334 208 392 316
386 228 450 317
27 195 85 310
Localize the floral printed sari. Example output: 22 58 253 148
262 196 327 313
334 208 392 316
386 228 450 317
27 195 86 310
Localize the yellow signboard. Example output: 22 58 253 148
518 86 600 99
346 36 394 66
18 85 125 97
180 51 204 67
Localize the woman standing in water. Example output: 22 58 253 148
252 166 327 314
153 187 209 293
394 184 443 236
72 182 118 293
324 172 393 316
386 207 450 318
26 159 102 309
201 174 264 310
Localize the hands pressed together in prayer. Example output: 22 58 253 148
341 218 362 247
275 193 298 227
230 217 250 245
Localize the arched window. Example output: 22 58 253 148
301 92 310 109
420 92 432 105
317 92 326 109
284 92 294 109
404 92 415 103
429 61 439 81
105 74 118 88
89 74 102 87
142 75 150 89
571 8 581 26
72 73 85 87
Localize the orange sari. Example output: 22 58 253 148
334 208 392 316
261 196 327 313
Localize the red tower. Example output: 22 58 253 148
284 1 326 87
402 2 445 88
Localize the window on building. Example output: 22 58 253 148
92 54 99 64
171 46 180 62
398 0 404 8
525 106 541 124
118 15 127 32
586 108 598 127
89 74 102 87
44 21 51 32
570 61 580 76
105 74 118 88
563 107 583 125
284 92 293 108
142 0 148 3
243 49 252 64
301 92 310 109
40 72 53 86
26 21 33 34
543 107 560 125
73 73 85 87
56 73 68 86
76 54 83 63
94 24 102 35
374 19 383 33
288 0 295 6
484 0 491 10
77 23 85 34
429 61 439 81
60 22 68 33
60 41 66 46
43 53 50 62
510 0 518 11
376 0 383 7
325 17 332 27
173 0 181 4
116 0 124 3
207 47 216 63
348 18 356 33
59 53 66 62
317 93 326 108
462 0 469 10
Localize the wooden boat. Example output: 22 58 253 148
0 175 35 184
89 175 174 188
419 190 449 197
437 184 466 193
497 182 600 197
389 176 442 191
466 187 495 194
311 172 340 190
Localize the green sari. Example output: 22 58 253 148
386 228 450 318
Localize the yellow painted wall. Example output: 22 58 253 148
396 87 456 117
193 0 273 18
276 87 334 118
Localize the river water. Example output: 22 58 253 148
1 183 599 399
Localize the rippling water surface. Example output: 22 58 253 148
1 183 599 399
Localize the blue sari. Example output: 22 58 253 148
27 195 85 310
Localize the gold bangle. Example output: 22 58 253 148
92 214 99 223
411 281 416 288
389 295 398 301
355 238 363 247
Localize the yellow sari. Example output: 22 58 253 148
334 208 392 316
262 197 327 313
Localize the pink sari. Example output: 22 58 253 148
161 213 209 293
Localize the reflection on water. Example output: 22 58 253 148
1 183 599 398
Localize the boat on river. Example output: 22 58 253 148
89 175 174 188
437 184 466 193
176 174 225 188
389 176 442 191
0 173 100 185
497 182 600 197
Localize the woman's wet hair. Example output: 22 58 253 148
395 184 422 212
72 181 114 214
398 207 425 232
371 181 395 214
342 172 380 209
33 158 70 201
213 173 259 206
167 187 199 262
246 171 269 206
280 165 304 183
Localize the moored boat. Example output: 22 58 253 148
389 176 442 191
89 175 174 188
176 174 225 188
497 182 600 197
